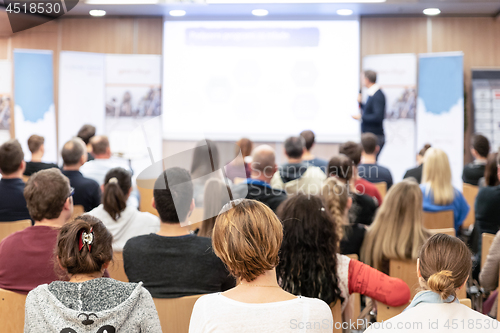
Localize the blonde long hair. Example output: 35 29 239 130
361 179 430 273
321 177 349 243
422 148 454 205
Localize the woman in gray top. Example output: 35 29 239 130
24 215 162 332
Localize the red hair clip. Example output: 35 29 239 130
78 227 94 252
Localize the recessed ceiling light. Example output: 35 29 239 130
169 10 186 17
89 10 106 16
337 9 354 16
252 9 269 16
423 8 441 16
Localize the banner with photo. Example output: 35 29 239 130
417 52 464 189
362 53 417 182
14 49 57 162
0 60 12 145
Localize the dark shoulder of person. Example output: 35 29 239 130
340 223 366 257
462 163 485 186
350 193 377 226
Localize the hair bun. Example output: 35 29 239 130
427 270 455 301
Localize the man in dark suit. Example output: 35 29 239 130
353 70 386 155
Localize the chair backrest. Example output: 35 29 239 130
462 184 478 229
329 301 342 333
70 205 85 221
154 294 204 333
376 302 408 322
0 220 31 243
374 182 387 200
137 179 159 217
423 210 454 230
429 228 456 237
22 175 30 183
108 251 128 282
481 233 496 270
0 288 27 332
459 298 471 308
389 259 419 298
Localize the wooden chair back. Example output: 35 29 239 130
0 288 27 332
0 220 31 243
377 302 408 322
22 175 30 183
329 301 342 333
389 259 419 298
429 228 456 237
154 294 203 333
70 205 85 221
108 251 128 282
481 233 496 270
374 182 387 201
459 298 471 308
462 184 478 229
423 210 454 230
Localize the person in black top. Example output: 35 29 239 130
358 133 393 189
61 138 101 212
24 135 58 176
123 167 235 298
353 70 386 155
463 134 489 186
403 143 431 184
77 124 96 162
231 144 287 212
0 139 31 222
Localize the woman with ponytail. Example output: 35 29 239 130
87 167 160 251
24 215 161 332
366 233 498 332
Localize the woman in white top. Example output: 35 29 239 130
189 199 333 333
87 167 160 251
365 233 498 333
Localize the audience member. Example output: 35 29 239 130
77 124 96 162
478 152 499 188
276 195 410 319
0 139 31 222
87 167 160 251
0 169 73 294
463 134 490 186
24 215 162 332
189 199 333 333
327 154 377 226
124 167 235 298
61 137 101 212
365 234 498 333
358 133 393 188
421 148 469 234
24 135 58 176
361 179 431 274
271 136 326 195
231 144 287 212
479 230 500 319
403 143 432 184
191 139 222 207
198 178 230 238
224 138 252 182
340 140 382 205
322 177 365 257
300 130 328 173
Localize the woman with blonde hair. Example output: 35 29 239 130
189 199 333 333
365 234 498 333
420 148 469 234
361 179 432 274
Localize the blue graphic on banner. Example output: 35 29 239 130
14 51 53 122
418 55 463 115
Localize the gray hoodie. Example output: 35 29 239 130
24 278 162 332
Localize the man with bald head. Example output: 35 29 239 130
232 145 287 212
61 138 101 212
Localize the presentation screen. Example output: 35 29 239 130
163 20 360 142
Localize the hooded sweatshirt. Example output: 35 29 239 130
87 205 160 252
24 278 162 333
270 162 326 195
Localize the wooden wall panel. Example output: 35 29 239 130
136 18 163 55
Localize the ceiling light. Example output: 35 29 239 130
86 0 158 3
252 9 269 16
169 10 186 17
208 0 385 3
337 9 353 16
89 10 106 16
423 8 441 16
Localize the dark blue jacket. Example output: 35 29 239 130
361 89 385 136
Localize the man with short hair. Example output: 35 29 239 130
340 141 382 206
232 145 287 212
0 139 31 222
0 168 73 294
123 167 235 298
271 136 326 195
358 133 393 189
61 137 101 212
300 130 328 173
77 124 96 162
463 134 490 186
24 134 58 176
